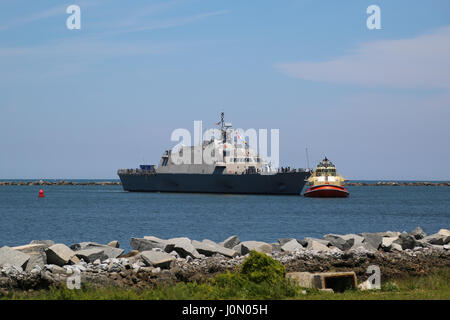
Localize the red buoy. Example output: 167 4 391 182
38 189 45 198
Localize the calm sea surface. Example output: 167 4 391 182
0 181 449 252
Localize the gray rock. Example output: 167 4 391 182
0 246 30 269
107 240 120 248
390 243 403 252
71 242 124 259
29 240 55 248
192 240 238 258
278 238 295 246
24 251 47 272
307 240 331 252
152 267 161 274
323 234 352 251
130 237 174 252
167 237 201 258
30 265 42 276
422 233 450 245
168 251 180 258
281 239 305 252
237 241 272 255
13 243 47 254
394 232 422 250
45 244 77 266
70 242 99 251
201 239 218 247
438 229 450 237
381 237 399 252
351 242 377 253
45 264 67 274
75 248 109 263
410 227 426 240
271 243 282 253
359 233 383 250
1 264 25 277
342 234 365 249
304 237 330 247
220 235 240 249
379 231 401 238
140 251 175 269
12 243 47 272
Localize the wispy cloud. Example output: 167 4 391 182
102 9 230 35
275 26 450 90
0 4 65 31
0 0 101 31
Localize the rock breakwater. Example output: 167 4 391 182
0 228 449 292
1 181 448 186
0 180 121 186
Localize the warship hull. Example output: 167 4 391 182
118 172 310 195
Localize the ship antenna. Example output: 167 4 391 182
305 147 310 171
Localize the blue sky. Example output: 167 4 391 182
0 0 449 179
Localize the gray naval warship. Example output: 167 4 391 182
118 113 310 195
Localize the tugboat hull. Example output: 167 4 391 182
304 184 349 198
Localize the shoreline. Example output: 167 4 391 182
1 228 449 292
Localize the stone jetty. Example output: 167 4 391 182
344 181 450 186
0 228 449 292
0 180 121 186
0 180 449 187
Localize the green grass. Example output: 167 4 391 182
2 252 449 300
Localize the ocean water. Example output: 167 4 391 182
0 182 449 252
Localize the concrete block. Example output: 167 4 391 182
287 271 357 292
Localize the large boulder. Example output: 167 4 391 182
381 237 399 252
45 244 78 266
438 229 450 237
303 237 330 247
422 233 450 245
12 244 46 255
359 233 383 250
277 238 295 246
342 234 365 249
29 240 55 248
307 240 331 252
69 242 96 251
323 234 352 251
167 237 201 258
70 242 124 259
410 227 426 240
235 241 272 255
13 244 47 271
140 250 175 269
192 240 237 258
130 237 174 252
0 246 30 269
75 248 108 263
220 235 240 249
394 232 422 250
281 239 305 252
379 231 401 238
25 252 47 272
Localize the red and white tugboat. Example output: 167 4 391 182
304 157 349 198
